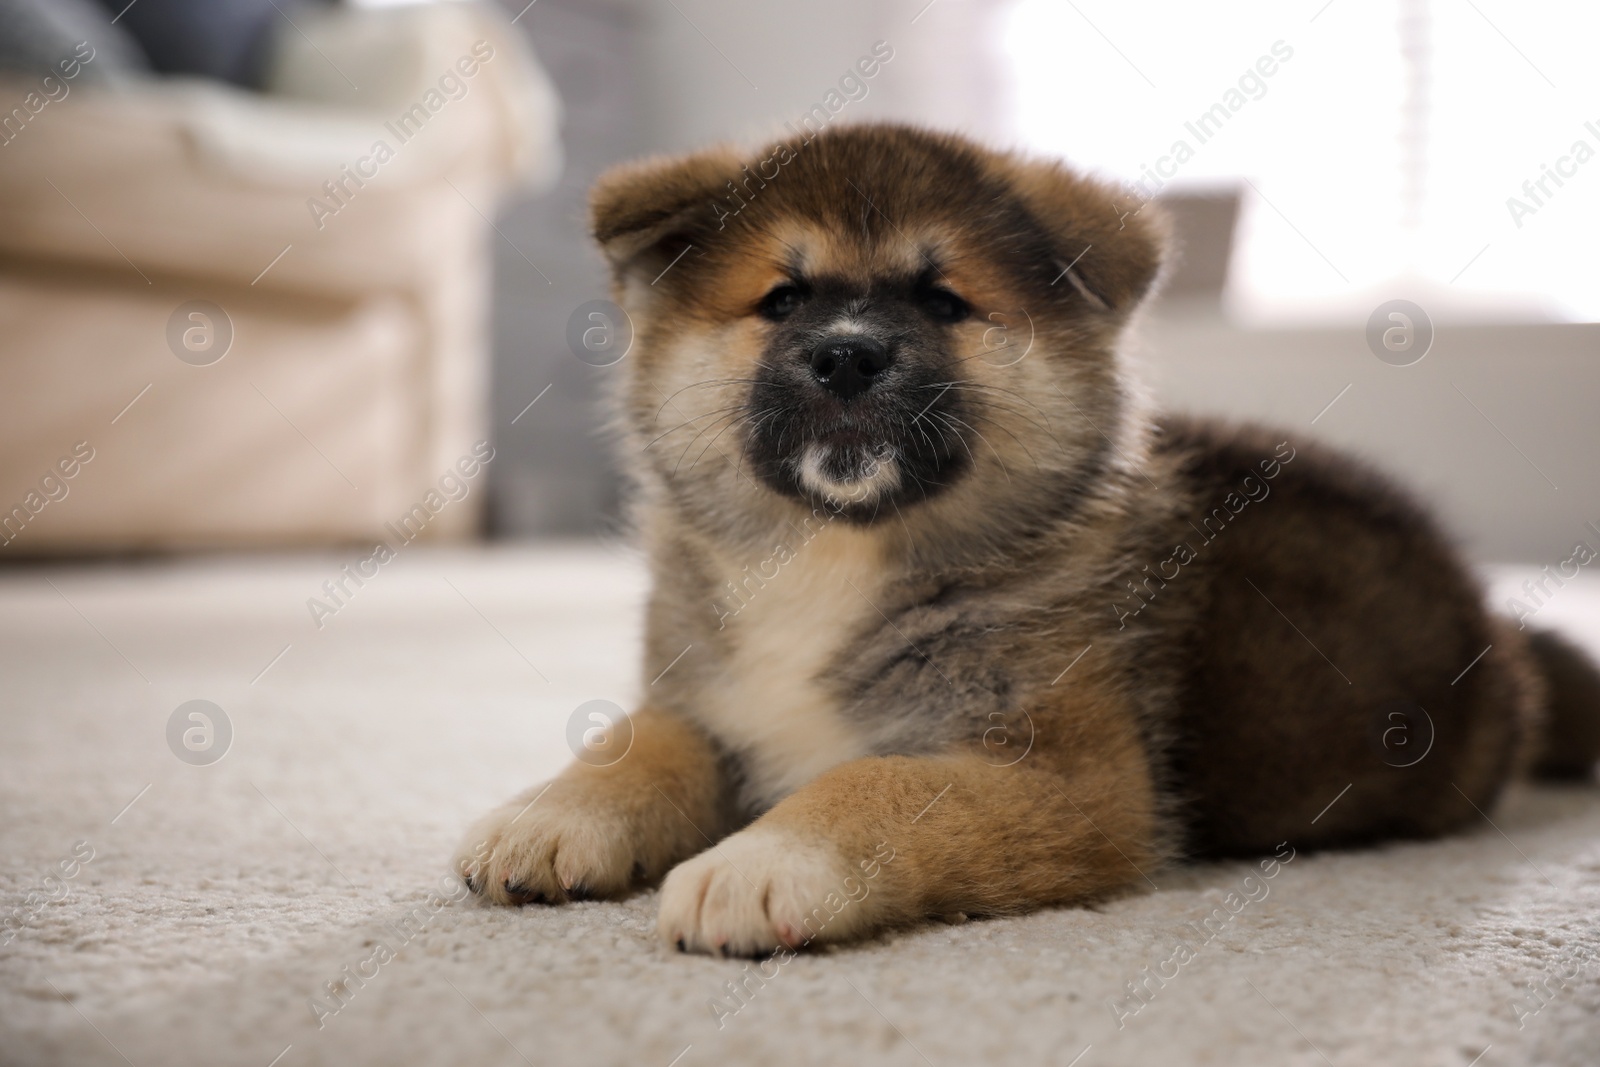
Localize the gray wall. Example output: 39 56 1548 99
485 0 640 537
1137 305 1600 564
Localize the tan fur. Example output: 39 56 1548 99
453 707 729 904
695 524 882 807
658 656 1158 955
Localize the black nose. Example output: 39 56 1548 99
809 336 892 401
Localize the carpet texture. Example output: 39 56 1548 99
2 547 1597 1067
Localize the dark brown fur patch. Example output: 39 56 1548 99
1148 417 1544 854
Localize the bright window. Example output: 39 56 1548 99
1003 0 1600 323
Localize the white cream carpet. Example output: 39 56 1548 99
2 547 1597 1067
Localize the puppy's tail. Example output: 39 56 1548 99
1526 629 1600 780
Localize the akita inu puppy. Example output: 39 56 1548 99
456 124 1600 956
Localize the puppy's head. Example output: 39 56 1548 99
591 124 1165 536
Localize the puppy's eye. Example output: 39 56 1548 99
917 285 970 324
758 285 807 320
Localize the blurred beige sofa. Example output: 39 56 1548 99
0 2 559 553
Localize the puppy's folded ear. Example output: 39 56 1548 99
997 157 1171 314
590 148 741 283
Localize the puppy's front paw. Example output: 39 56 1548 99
455 784 646 906
658 829 877 956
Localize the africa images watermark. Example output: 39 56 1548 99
306 40 498 231
308 844 488 1030
1108 842 1297 1030
1112 441 1297 629
0 40 97 147
710 472 882 629
705 840 898 1030
0 441 96 549
1504 519 1600 631
1504 118 1600 229
305 441 495 630
708 40 895 232
1511 942 1597 1031
0 839 96 947
1120 39 1296 223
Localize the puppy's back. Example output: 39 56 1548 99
1150 416 1543 855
